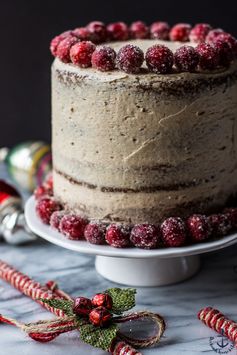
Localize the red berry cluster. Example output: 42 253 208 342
73 293 113 327
50 21 237 74
35 187 237 249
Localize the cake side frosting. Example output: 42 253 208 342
52 37 237 224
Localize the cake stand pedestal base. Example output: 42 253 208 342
95 255 200 286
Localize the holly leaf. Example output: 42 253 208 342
105 288 136 315
80 323 118 351
40 298 74 316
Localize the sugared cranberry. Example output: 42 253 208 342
84 222 106 245
107 22 129 41
212 39 233 67
44 172 53 190
50 35 63 57
36 197 62 224
209 214 232 237
189 23 212 43
196 43 219 70
206 28 224 43
214 33 237 57
60 214 88 240
72 27 91 41
70 41 96 68
174 45 199 72
116 44 144 73
89 306 112 327
34 185 52 200
50 210 66 231
150 21 170 40
86 21 107 43
130 21 149 39
56 36 79 63
50 31 74 56
170 23 191 42
91 293 113 309
146 45 173 74
186 214 212 242
91 46 116 71
73 297 92 316
130 224 161 249
60 30 74 38
161 217 187 247
105 224 131 248
224 208 237 229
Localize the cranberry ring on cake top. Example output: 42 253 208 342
50 21 237 73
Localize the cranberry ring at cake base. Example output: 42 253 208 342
50 21 237 74
34 179 237 250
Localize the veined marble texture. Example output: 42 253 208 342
0 164 237 355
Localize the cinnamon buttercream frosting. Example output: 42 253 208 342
52 39 237 223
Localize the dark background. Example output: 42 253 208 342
1 0 237 147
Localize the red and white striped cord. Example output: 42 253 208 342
0 260 70 317
198 307 237 345
113 341 142 355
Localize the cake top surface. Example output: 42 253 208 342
50 21 237 76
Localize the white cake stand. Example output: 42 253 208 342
25 196 237 287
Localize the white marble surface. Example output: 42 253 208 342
1 165 237 355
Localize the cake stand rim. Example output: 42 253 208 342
25 196 237 259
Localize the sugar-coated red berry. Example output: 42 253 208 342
91 293 113 309
44 172 53 190
224 208 237 229
130 21 149 39
60 30 74 38
170 23 191 42
36 197 62 224
56 36 79 63
161 217 187 247
50 210 67 231
91 46 116 71
60 214 88 240
70 41 96 68
105 224 131 248
130 224 161 249
146 45 173 74
212 39 233 67
116 44 144 73
73 297 92 316
72 27 91 41
150 21 170 40
174 45 199 72
209 214 232 237
34 185 52 200
89 306 112 327
206 28 224 43
50 35 63 56
84 222 106 245
86 21 107 43
196 43 219 70
107 22 129 41
214 33 237 57
189 23 212 43
50 31 74 56
186 214 212 242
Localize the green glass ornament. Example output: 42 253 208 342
0 141 52 192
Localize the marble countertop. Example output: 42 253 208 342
1 165 237 355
